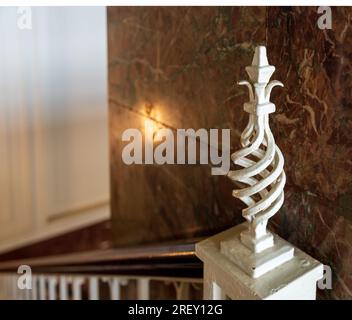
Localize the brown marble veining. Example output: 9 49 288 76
109 7 265 247
266 6 352 300
108 7 352 299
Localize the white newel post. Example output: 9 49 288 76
196 46 324 300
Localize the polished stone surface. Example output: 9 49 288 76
266 7 352 300
108 7 352 299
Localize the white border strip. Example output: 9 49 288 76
0 2 349 7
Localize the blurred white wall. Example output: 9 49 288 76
0 7 109 251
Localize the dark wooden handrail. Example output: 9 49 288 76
0 240 204 277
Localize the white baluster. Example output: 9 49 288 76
0 276 5 300
30 275 37 300
48 276 58 300
212 282 225 300
13 274 19 300
102 276 126 300
17 279 26 301
89 276 99 300
2 275 7 299
9 275 14 300
173 282 190 300
137 278 150 300
6 276 12 300
111 278 128 300
4 276 9 299
24 286 31 300
38 275 47 300
11 275 14 300
3 276 8 299
1 276 6 299
59 276 69 300
72 277 85 300
0 276 3 299
110 278 121 300
4 275 12 300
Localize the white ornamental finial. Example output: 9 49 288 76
228 46 286 253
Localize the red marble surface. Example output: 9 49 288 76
267 7 352 300
108 7 352 299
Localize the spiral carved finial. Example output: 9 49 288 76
228 46 286 253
